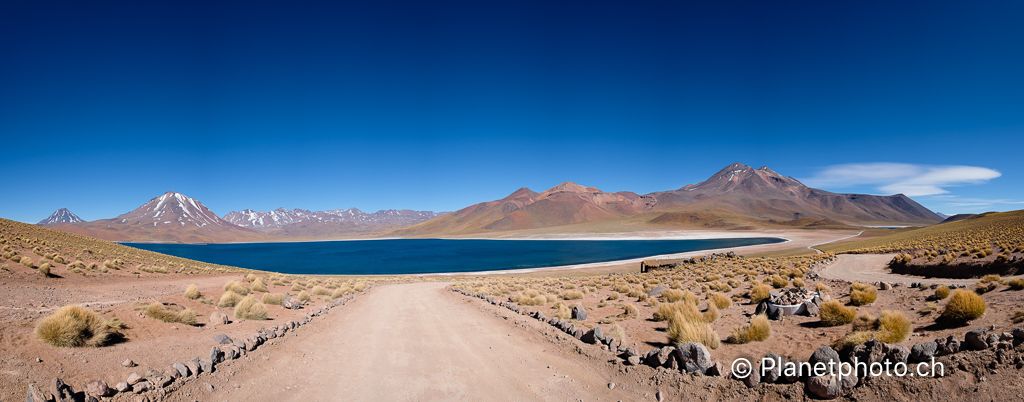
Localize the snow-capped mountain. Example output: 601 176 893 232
37 208 84 225
223 207 445 230
117 191 237 229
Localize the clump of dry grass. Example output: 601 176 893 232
931 285 951 300
662 289 684 302
38 262 51 276
875 310 911 343
223 281 250 296
941 289 986 325
710 292 731 309
262 293 285 306
1011 310 1024 324
251 278 268 293
1007 279 1024 290
819 300 857 327
184 284 201 300
562 290 583 300
850 282 877 306
331 288 346 299
610 323 626 341
35 305 120 347
621 303 638 319
290 282 305 292
770 275 788 288
816 283 831 293
246 273 258 282
667 311 720 349
703 304 719 323
145 302 198 326
297 290 311 302
218 291 244 308
234 295 268 320
312 285 330 296
726 314 771 344
552 302 571 319
750 282 771 303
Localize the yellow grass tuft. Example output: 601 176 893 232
710 292 731 309
875 310 911 343
819 299 857 327
667 311 720 349
931 285 951 300
35 305 119 347
184 284 201 300
223 280 250 296
850 282 877 306
750 282 771 303
297 290 311 302
218 291 244 308
662 289 684 302
726 314 771 344
941 289 986 324
561 290 583 300
234 295 269 320
145 302 198 326
262 293 286 306
251 278 269 293
312 285 330 296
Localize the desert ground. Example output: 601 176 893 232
4 215 1024 401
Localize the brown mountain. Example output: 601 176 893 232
46 191 265 243
647 163 942 225
398 163 942 236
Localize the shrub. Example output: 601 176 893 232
331 288 345 299
770 275 788 288
940 289 986 325
667 311 720 349
298 290 311 302
35 305 119 347
312 285 330 296
653 302 702 322
562 290 583 300
710 292 731 309
981 274 1002 284
1012 310 1024 324
262 293 286 306
975 281 998 295
145 302 198 326
251 278 269 293
218 291 244 308
184 284 201 300
819 300 857 327
606 292 619 301
223 281 250 295
246 273 258 282
850 282 877 306
552 302 571 319
610 323 626 341
876 310 911 343
662 289 684 302
20 256 35 268
851 312 877 332
726 314 771 344
931 285 951 300
792 278 805 288
39 262 51 276
703 304 719 323
354 282 368 292
621 303 638 319
680 290 698 305
235 295 269 320
750 282 771 303
1008 279 1024 290
290 282 304 292
834 331 875 352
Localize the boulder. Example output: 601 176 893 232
643 349 664 367
986 333 1000 347
850 338 886 368
937 335 960 355
210 346 225 364
126 372 143 385
627 355 641 365
808 346 841 367
754 301 768 316
762 353 783 383
880 282 891 290
647 286 667 297
165 365 181 379
153 375 174 388
803 301 819 317
572 305 588 321
806 374 858 399
707 361 725 377
675 342 712 374
225 345 241 360
743 364 760 388
115 382 130 393
186 361 202 376
886 345 910 364
909 342 938 363
769 307 786 321
582 327 603 344
51 377 75 402
966 328 989 350
132 381 154 394
213 334 233 345
199 358 215 374
121 359 135 367
173 362 191 377
86 380 113 397
210 311 229 325
1012 327 1024 340
25 384 47 402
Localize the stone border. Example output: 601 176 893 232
23 286 372 402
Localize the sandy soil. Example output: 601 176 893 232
819 254 1024 286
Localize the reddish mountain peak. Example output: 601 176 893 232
117 191 231 229
503 187 539 201
543 182 600 194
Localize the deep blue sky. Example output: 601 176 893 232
2 1 1022 223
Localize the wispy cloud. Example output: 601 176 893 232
930 197 1024 208
800 163 1001 196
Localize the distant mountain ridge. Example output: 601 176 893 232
37 208 84 225
222 207 446 237
397 162 942 236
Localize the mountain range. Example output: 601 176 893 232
41 163 943 243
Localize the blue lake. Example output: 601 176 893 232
123 238 785 275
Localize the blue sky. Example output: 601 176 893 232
1 1 1021 222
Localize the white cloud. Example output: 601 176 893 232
800 163 1001 196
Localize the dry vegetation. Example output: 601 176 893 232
35 305 122 347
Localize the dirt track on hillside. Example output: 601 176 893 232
817 253 1017 285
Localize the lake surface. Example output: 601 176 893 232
124 238 785 275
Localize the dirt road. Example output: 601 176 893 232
170 282 651 401
817 253 1002 285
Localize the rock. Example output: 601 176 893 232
887 345 910 364
809 346 841 367
910 342 938 363
804 301 819 317
282 295 301 309
153 376 174 388
25 383 46 402
572 328 583 340
127 372 143 385
675 342 712 374
122 359 135 367
708 361 725 377
132 381 154 394
87 380 113 397
581 327 603 344
937 335 960 355
762 353 782 383
166 365 181 379
754 301 768 316
850 338 886 368
806 374 858 399
1001 332 1014 342
986 333 1000 347
205 383 215 393
186 361 201 376
51 377 75 402
626 356 641 366
769 307 785 321
607 382 615 389
656 390 665 402
210 311 229 325
225 345 241 360
115 382 130 393
622 347 640 358
643 349 663 367
145 368 162 378
572 305 588 321
199 358 214 374
1012 327 1024 340
173 362 191 377
966 328 989 350
880 282 891 290
647 286 667 297
210 346 225 364
743 364 760 388
213 334 233 345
